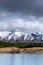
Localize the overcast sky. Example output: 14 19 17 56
0 0 43 33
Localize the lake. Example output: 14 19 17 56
0 53 43 65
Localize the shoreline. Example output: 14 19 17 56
0 47 43 53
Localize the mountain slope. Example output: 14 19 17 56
0 31 43 42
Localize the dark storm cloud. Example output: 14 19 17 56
0 0 43 17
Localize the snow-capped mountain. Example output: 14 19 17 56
31 32 42 41
0 30 43 43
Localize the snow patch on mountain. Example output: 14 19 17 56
0 31 43 42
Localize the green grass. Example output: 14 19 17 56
0 42 43 48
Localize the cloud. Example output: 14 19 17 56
0 0 43 17
0 18 43 33
0 0 43 33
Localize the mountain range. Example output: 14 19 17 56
0 30 43 43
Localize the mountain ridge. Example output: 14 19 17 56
0 30 43 43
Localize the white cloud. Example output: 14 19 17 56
0 18 43 33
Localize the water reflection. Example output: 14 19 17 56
13 54 24 65
0 53 12 65
0 53 43 65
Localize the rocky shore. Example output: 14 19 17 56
0 47 43 53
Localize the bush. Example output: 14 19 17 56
0 42 43 48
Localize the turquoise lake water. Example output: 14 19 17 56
0 53 43 65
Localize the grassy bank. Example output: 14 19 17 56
0 42 43 48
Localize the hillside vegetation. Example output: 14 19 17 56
0 42 43 48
